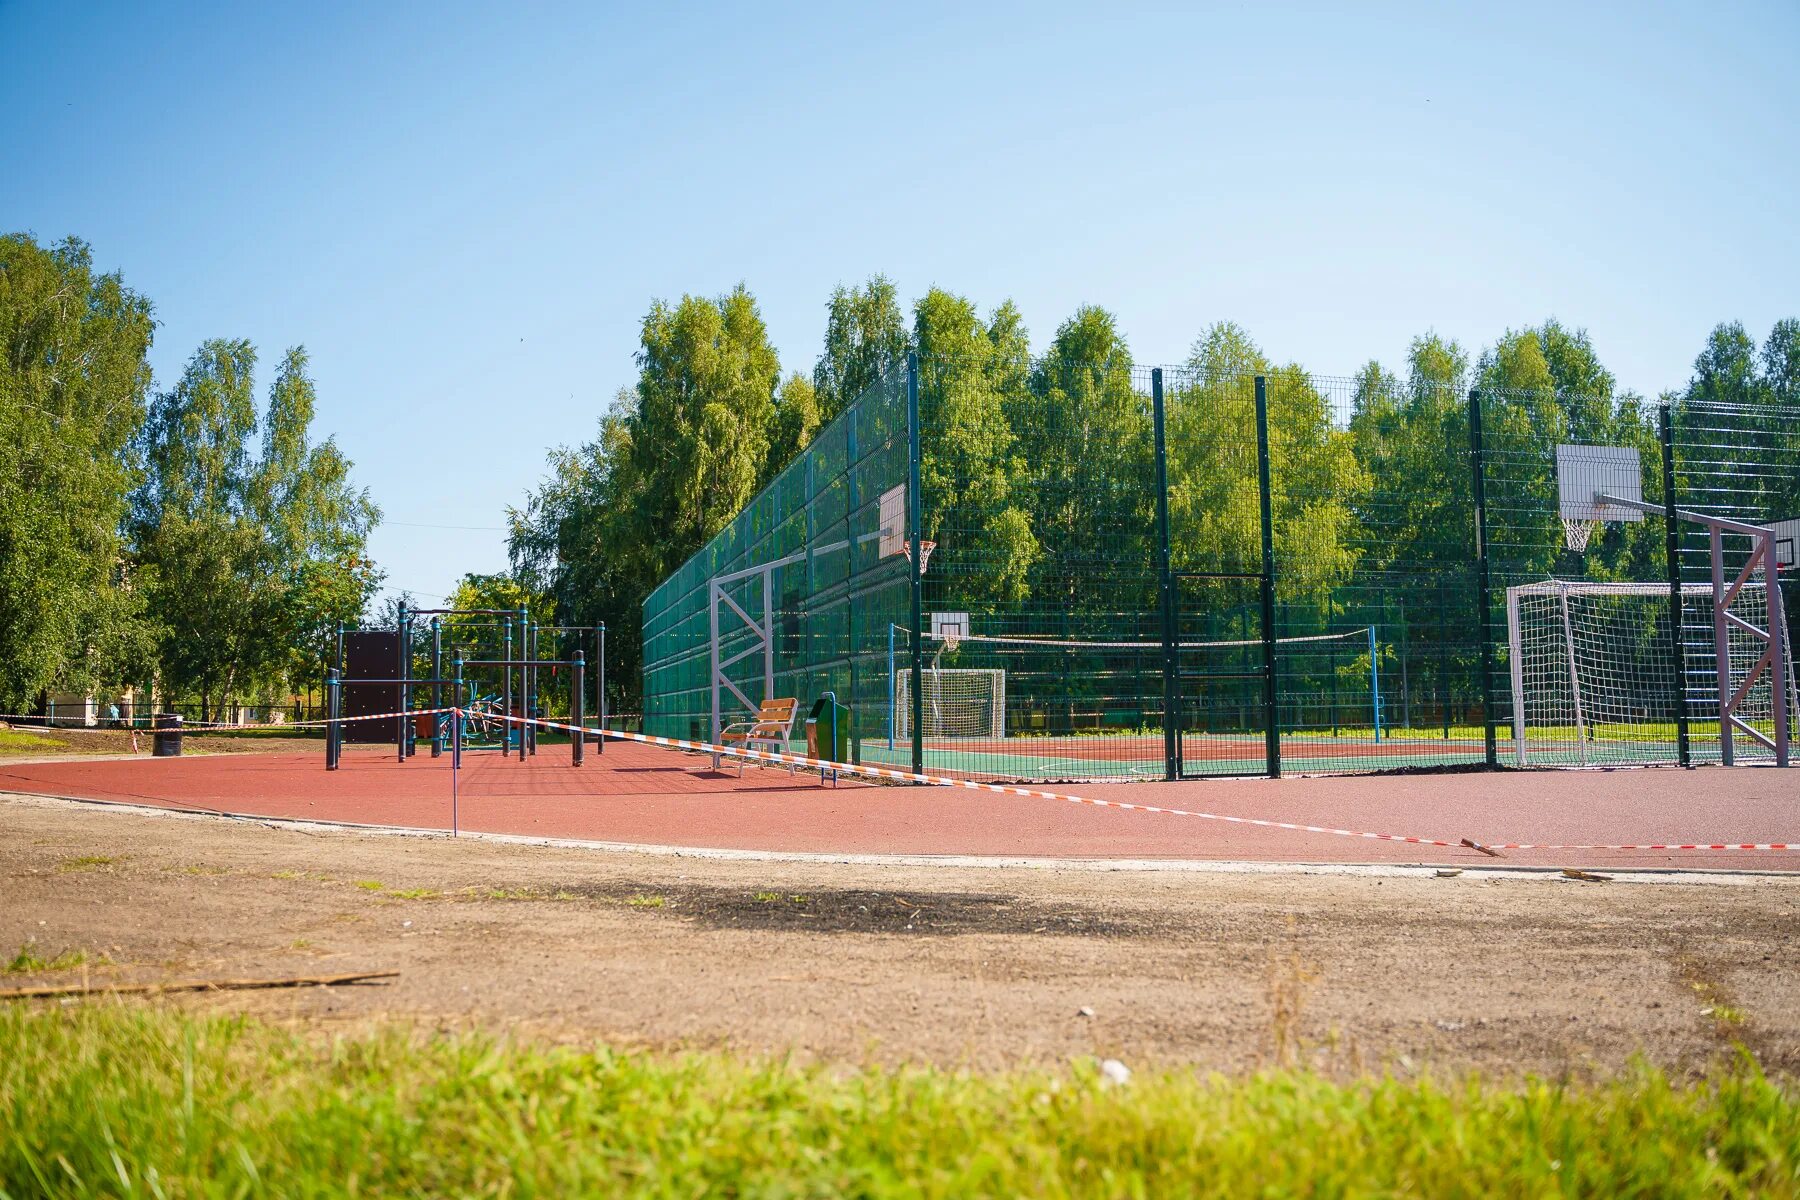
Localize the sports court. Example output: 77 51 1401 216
4 733 1793 871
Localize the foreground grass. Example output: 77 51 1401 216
1 1008 1795 1198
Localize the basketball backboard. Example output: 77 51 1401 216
1555 445 1645 523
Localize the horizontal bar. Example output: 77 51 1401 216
1597 493 1773 539
336 677 469 685
407 608 524 616
1170 570 1263 580
456 659 583 667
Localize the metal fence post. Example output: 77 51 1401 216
502 616 514 758
571 649 585 767
1254 376 1281 778
396 600 409 763
430 617 443 757
324 667 340 770
1467 388 1498 767
907 351 925 776
1152 368 1179 781
1659 404 1692 767
597 624 606 755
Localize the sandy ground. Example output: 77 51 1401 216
3 794 1797 1078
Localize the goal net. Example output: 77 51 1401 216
893 669 1006 740
1505 579 1791 765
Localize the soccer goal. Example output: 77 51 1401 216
893 668 1007 740
1505 579 1785 765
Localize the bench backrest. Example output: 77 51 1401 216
753 698 798 727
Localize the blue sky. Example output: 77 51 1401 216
4 0 1796 607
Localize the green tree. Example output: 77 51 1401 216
913 288 1038 607
1762 319 1800 406
1672 319 1800 532
134 342 378 718
766 371 821 473
628 286 781 585
813 275 910 425
0 234 155 711
1347 333 1471 577
1688 322 1759 406
1167 323 1365 604
1476 323 1657 582
1014 306 1154 613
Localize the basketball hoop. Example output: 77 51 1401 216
1562 517 1599 553
1556 446 1641 555
904 539 936 573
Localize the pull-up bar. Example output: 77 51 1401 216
325 650 589 770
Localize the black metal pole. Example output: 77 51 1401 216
572 649 585 767
502 616 514 759
1254 375 1281 778
396 601 409 763
325 667 340 770
1468 388 1498 767
527 619 538 757
1152 368 1180 781
1660 404 1692 767
598 624 606 754
431 618 443 757
907 351 924 776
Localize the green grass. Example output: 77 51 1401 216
1 1008 1795 1197
54 855 120 873
2 942 95 974
0 728 60 753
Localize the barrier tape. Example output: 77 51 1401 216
0 708 454 733
487 713 1795 855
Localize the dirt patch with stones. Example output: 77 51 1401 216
3 793 1797 1077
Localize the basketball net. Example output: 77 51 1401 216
904 539 937 573
1562 517 1599 553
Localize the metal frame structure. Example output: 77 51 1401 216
1550 448 1792 767
706 534 885 764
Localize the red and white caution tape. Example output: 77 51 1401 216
490 713 1797 855
0 707 454 733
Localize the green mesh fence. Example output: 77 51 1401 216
642 356 1797 782
642 365 910 760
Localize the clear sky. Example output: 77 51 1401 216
4 0 1796 607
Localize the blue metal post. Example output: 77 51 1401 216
1368 625 1383 744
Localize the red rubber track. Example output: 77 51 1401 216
1 743 1794 870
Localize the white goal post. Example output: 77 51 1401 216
893 669 1006 741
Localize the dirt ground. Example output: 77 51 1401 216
3 793 1797 1078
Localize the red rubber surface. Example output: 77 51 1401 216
2 742 1794 870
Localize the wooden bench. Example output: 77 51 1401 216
721 698 799 772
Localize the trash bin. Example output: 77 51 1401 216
805 696 850 762
152 713 183 757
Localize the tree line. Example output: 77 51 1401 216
508 272 1799 710
0 233 380 719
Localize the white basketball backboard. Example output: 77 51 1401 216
878 484 906 558
930 612 969 639
1771 518 1799 569
1555 445 1644 523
